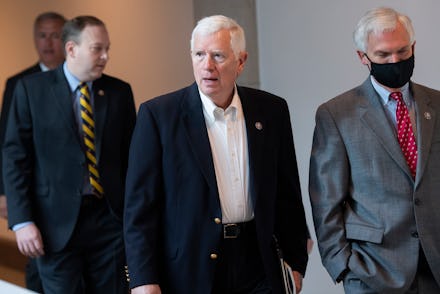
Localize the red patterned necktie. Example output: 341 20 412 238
390 91 417 178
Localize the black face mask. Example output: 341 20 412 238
366 54 415 88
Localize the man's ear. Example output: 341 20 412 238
65 40 76 58
236 51 248 76
356 50 369 65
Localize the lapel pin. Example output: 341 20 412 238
98 89 105 96
424 112 431 120
255 122 263 130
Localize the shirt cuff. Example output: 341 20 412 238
12 221 34 231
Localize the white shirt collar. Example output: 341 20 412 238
199 85 242 125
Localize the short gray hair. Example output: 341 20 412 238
190 15 246 58
353 7 415 52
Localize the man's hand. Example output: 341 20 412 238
0 195 7 219
293 271 303 293
131 284 161 294
15 223 45 258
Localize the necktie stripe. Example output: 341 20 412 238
80 88 90 99
86 151 97 164
90 178 104 194
82 125 95 139
81 111 95 127
79 82 104 198
88 164 100 177
84 138 95 151
80 98 93 113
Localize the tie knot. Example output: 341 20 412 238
79 82 90 97
79 82 88 89
390 91 403 102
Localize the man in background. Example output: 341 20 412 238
0 12 66 292
124 15 309 294
3 15 136 293
309 7 440 293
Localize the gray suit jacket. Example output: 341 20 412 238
309 78 440 293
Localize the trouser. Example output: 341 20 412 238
212 220 271 294
36 195 127 294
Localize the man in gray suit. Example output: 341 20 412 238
309 7 440 293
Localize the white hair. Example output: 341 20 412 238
190 15 246 58
353 7 415 52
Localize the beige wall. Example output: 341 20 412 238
0 0 195 109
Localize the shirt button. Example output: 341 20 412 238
210 253 218 260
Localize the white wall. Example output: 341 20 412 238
256 1 440 293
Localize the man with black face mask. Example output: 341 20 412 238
309 7 440 294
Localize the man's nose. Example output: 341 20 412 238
101 51 109 61
202 55 215 69
390 54 401 63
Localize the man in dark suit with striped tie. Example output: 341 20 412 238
0 11 66 293
3 15 136 293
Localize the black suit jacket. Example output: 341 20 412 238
0 63 41 194
3 66 136 252
124 83 308 294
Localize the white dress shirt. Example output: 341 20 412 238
199 87 254 224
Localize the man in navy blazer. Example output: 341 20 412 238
3 16 136 293
0 11 66 293
124 15 309 294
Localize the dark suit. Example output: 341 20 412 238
124 83 308 294
0 63 43 292
0 63 41 194
3 65 136 292
309 79 440 293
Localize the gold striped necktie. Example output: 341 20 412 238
79 82 104 198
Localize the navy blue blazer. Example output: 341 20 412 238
124 83 308 294
3 66 136 252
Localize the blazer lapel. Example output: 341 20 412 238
412 83 436 185
181 83 218 192
51 68 81 145
92 79 108 161
359 79 413 178
238 86 265 206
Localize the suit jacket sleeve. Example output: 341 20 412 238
309 103 351 282
124 102 163 288
2 78 35 226
0 77 20 194
1 65 41 194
